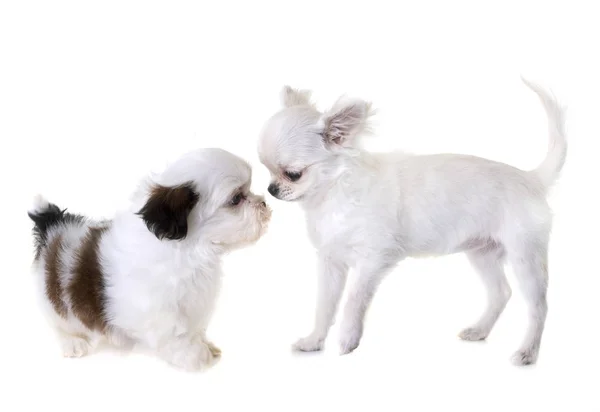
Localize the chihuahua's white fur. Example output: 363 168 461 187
258 79 566 365
29 148 271 371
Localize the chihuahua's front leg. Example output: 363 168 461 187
292 253 348 352
338 259 398 354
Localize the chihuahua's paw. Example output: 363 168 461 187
458 327 489 341
338 322 364 355
292 335 324 352
339 333 361 355
511 347 539 366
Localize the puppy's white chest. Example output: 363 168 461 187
109 264 220 344
172 269 219 319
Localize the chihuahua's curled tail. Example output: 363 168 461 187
522 76 568 188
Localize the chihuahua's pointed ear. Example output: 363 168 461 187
318 97 374 146
280 85 314 108
137 182 200 240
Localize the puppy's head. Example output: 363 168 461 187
137 148 271 249
257 85 374 202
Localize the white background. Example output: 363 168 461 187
1 1 599 411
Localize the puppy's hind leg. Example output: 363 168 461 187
49 311 102 358
459 244 511 341
507 237 549 366
58 330 100 358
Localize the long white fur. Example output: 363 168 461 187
257 78 567 366
31 148 271 371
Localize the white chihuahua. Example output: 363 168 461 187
257 78 566 366
28 148 271 371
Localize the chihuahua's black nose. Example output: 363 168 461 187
267 183 279 197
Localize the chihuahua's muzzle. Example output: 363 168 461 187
267 183 280 198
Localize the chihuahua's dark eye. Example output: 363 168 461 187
284 171 302 182
230 193 244 206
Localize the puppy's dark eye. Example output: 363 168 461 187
284 171 302 182
230 193 244 206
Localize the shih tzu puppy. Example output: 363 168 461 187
257 78 567 366
28 148 271 371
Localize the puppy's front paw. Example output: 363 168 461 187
163 341 220 372
292 335 324 352
206 341 222 358
458 327 488 341
511 348 539 366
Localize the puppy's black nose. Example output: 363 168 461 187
267 183 279 197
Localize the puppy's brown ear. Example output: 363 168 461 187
137 183 200 241
281 85 314 108
319 98 373 146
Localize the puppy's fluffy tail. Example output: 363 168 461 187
522 76 568 188
27 195 84 258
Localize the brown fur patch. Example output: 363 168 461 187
45 234 68 318
137 183 199 240
150 184 196 207
69 226 110 332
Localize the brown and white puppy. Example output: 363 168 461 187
28 148 271 371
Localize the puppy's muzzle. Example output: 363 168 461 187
257 199 268 210
254 196 272 226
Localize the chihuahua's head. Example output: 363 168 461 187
257 86 374 202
